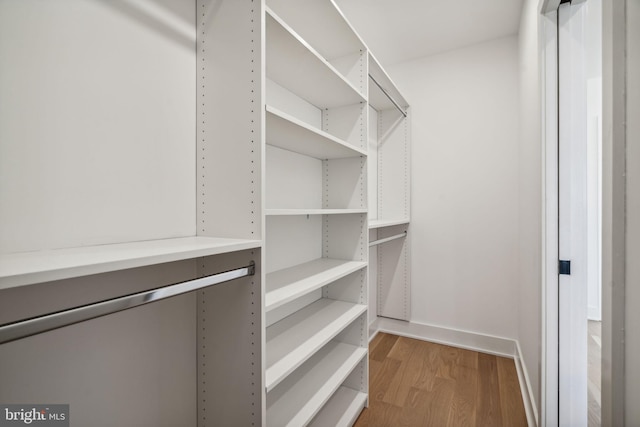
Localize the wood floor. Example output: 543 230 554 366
354 333 528 427
588 320 601 427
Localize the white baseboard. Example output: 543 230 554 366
514 340 539 427
371 317 538 426
374 317 515 357
368 317 380 342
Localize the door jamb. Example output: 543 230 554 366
539 0 625 426
539 2 560 426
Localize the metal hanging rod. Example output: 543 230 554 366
369 232 407 247
0 262 255 345
368 74 407 118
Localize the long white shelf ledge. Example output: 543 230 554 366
368 52 409 113
266 298 366 392
266 105 366 159
266 8 364 109
0 236 262 289
308 386 368 427
267 0 365 63
266 340 367 427
369 232 407 247
266 209 367 216
266 258 367 312
368 218 410 229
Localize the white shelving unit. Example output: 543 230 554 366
367 53 412 324
264 0 369 425
1 0 410 425
266 341 368 427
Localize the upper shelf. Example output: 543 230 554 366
369 218 410 229
368 52 409 113
0 236 262 289
266 0 364 62
266 105 366 159
266 8 365 109
266 209 367 216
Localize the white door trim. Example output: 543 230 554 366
540 1 626 426
540 4 559 426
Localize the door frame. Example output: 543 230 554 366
539 0 626 425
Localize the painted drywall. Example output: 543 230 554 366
517 0 543 417
387 36 520 340
0 1 197 253
626 0 640 423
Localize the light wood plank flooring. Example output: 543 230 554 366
354 333 528 427
588 320 601 427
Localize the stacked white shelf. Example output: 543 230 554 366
0 237 260 290
367 53 412 324
264 1 369 425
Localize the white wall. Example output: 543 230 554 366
0 0 197 253
387 36 520 340
517 0 543 417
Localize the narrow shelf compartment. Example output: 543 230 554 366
266 209 367 216
266 105 366 159
368 218 410 229
266 8 364 108
308 386 367 427
266 258 367 312
266 298 366 391
266 340 367 427
0 236 262 289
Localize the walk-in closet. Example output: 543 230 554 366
3 0 636 426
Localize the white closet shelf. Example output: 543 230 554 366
266 298 366 392
368 52 409 113
266 340 367 427
266 8 364 109
368 218 410 229
266 258 367 312
266 105 366 159
267 0 365 62
0 236 261 289
308 386 367 427
266 209 367 216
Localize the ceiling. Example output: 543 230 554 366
333 0 525 66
